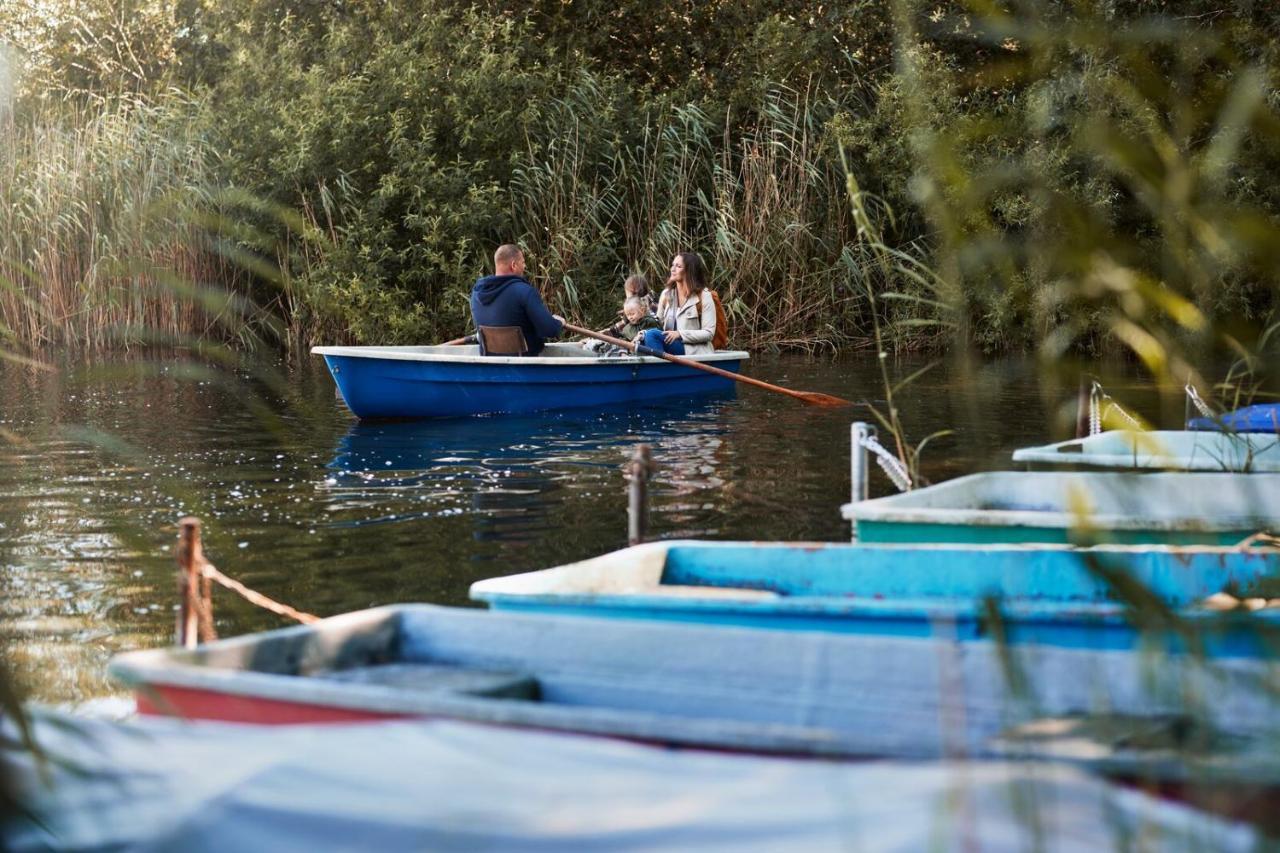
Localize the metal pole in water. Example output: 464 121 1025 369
175 517 202 649
850 422 874 505
627 444 653 546
1075 377 1090 439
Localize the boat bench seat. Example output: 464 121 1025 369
316 663 538 699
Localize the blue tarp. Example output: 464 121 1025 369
1189 403 1280 433
2 711 1257 851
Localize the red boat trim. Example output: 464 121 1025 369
137 683 412 725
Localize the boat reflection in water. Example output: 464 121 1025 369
319 395 735 545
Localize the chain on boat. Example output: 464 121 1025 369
857 433 912 493
1186 383 1217 419
1089 381 1143 435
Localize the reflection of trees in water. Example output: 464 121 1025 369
320 400 737 546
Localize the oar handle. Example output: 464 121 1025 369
442 334 477 346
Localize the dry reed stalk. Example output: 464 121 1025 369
0 96 247 350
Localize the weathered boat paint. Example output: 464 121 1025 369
841 471 1280 545
311 343 747 419
108 604 1278 760
470 540 1280 655
1012 430 1280 472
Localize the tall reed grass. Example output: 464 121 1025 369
512 82 920 350
0 95 245 350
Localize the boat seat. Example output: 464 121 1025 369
477 326 529 356
315 663 538 699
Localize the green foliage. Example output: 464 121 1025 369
3 0 1280 356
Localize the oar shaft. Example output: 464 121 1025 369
565 323 819 404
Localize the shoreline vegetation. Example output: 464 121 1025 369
0 1 1276 381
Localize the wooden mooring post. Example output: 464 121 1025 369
175 517 203 649
626 444 654 546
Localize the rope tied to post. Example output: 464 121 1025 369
199 560 319 625
857 433 912 493
175 517 319 649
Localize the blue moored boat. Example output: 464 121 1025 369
470 540 1280 655
312 343 748 419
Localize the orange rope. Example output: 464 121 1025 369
200 559 320 625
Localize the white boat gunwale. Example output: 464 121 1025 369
1013 429 1280 472
311 343 751 367
840 470 1280 531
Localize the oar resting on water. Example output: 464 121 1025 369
564 323 850 408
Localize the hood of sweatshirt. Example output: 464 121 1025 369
473 274 527 306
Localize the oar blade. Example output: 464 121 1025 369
796 392 853 408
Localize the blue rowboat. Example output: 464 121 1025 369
841 471 1280 545
470 540 1280 655
108 604 1278 760
1012 430 1280 472
312 343 748 419
1189 402 1280 433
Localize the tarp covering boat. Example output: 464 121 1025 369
1189 403 1280 434
2 712 1260 852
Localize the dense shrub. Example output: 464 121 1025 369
2 0 1278 356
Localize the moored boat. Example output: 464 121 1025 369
312 343 748 419
1012 430 1280 472
107 604 1278 760
841 470 1280 545
470 540 1280 654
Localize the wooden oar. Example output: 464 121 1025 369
442 334 477 346
564 323 850 408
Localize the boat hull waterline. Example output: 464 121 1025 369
312 344 748 418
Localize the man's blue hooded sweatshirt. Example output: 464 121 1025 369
470 274 563 355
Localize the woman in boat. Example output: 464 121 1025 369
645 252 716 356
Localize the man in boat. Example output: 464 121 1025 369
469 244 564 356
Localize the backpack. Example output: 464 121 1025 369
694 289 730 350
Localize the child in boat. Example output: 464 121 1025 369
607 295 662 340
584 296 662 354
623 274 654 315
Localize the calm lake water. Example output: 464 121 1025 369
0 351 1145 703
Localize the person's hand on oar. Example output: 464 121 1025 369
563 323 850 408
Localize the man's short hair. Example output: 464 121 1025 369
494 244 523 270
